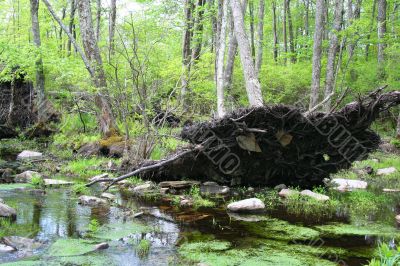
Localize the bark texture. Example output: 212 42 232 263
377 0 387 69
324 0 343 112
309 0 325 109
255 0 265 75
230 0 263 107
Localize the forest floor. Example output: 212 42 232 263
1 135 400 265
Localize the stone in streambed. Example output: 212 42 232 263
227 198 265 212
159 180 200 189
16 151 43 160
78 196 108 207
278 188 298 198
330 178 367 191
44 179 73 187
101 192 116 201
15 171 42 183
0 244 15 252
0 202 16 219
94 242 109 250
377 167 397 176
300 190 329 202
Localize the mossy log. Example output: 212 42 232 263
90 90 400 189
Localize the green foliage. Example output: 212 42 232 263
369 243 400 266
136 239 151 258
88 219 100 234
29 174 44 188
61 157 106 178
391 139 400 149
188 185 216 209
0 219 39 238
72 183 90 195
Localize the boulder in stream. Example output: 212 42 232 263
376 167 397 176
1 236 43 251
0 168 13 183
15 171 42 183
227 198 265 212
300 190 329 202
330 178 368 191
0 243 16 253
94 242 109 250
0 202 16 219
16 151 43 161
101 192 116 201
78 195 108 207
44 179 73 187
278 188 298 198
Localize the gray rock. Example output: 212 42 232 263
78 196 108 207
0 202 16 218
160 187 169 195
274 184 287 191
300 190 329 202
0 244 15 253
278 188 298 198
1 236 42 251
101 192 116 201
331 178 368 191
0 198 3 203
377 167 397 176
133 182 154 192
200 183 230 196
89 173 109 182
227 212 269 222
383 188 400 192
15 171 42 183
94 242 109 250
227 198 265 212
0 168 13 183
44 179 73 187
159 180 200 189
180 199 193 207
16 151 43 160
396 214 400 224
203 181 218 186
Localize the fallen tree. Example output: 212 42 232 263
88 89 400 189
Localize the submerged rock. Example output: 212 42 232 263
94 242 109 250
330 178 368 191
0 243 15 252
200 183 230 196
376 167 397 176
44 179 73 187
78 196 108 207
0 202 16 218
15 171 42 183
159 180 200 189
227 198 265 212
300 190 329 202
1 236 43 251
101 192 116 201
227 212 269 222
16 151 43 160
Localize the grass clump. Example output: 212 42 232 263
61 157 106 178
29 174 44 188
72 183 90 195
189 185 216 209
136 239 151 258
369 243 400 266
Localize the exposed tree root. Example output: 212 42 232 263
88 90 400 189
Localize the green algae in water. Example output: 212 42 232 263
178 239 339 266
92 221 152 240
0 183 34 190
243 218 320 241
315 222 400 238
47 238 97 257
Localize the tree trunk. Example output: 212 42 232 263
108 0 116 59
255 0 265 75
59 6 67 51
397 112 400 139
224 0 247 91
377 0 387 74
365 0 377 61
181 0 194 110
249 1 256 60
324 0 343 112
216 0 229 118
95 0 101 41
67 0 76 56
303 0 309 36
283 0 288 64
230 0 263 106
347 0 362 57
30 0 46 122
272 1 278 62
77 0 118 137
191 0 206 62
286 0 296 63
309 0 325 109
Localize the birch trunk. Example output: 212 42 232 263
191 0 206 62
181 0 194 110
377 0 387 72
287 0 296 63
324 0 343 112
309 0 325 109
95 0 101 41
365 0 377 61
230 0 263 106
216 0 229 117
30 0 46 122
255 0 265 76
249 1 256 60
108 0 116 58
224 0 247 91
272 1 278 62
